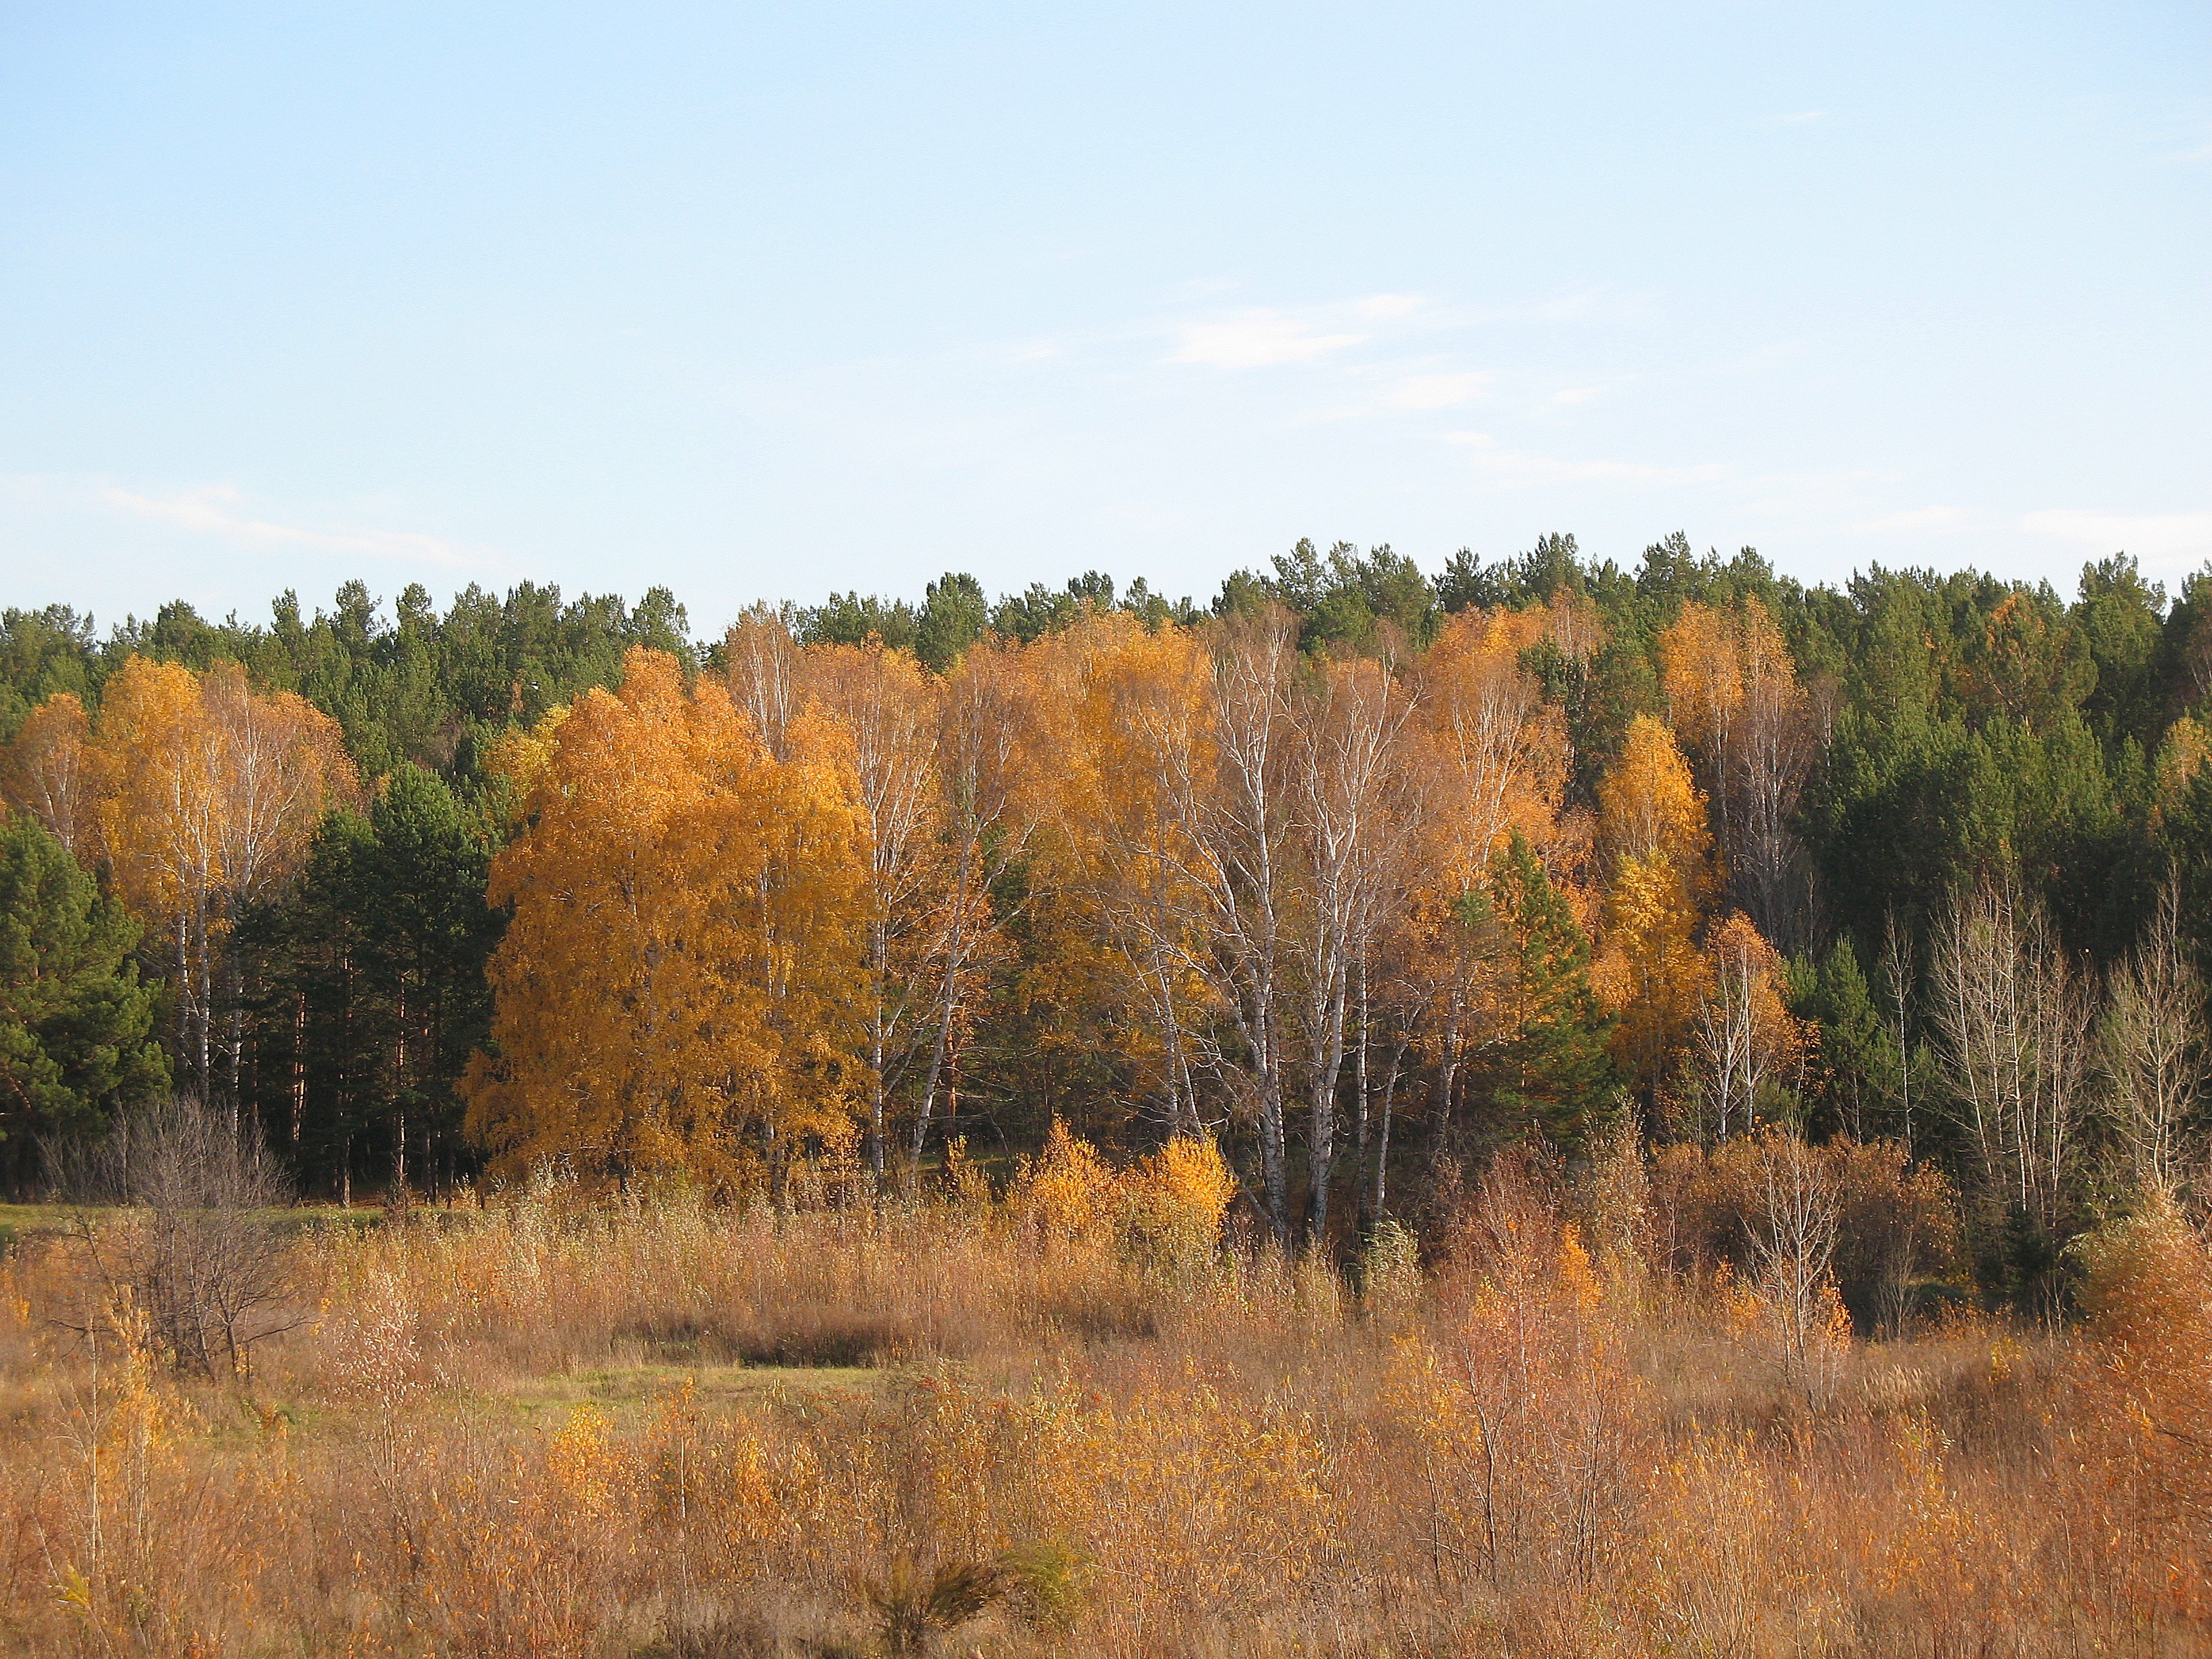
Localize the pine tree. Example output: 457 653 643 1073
1486 832 1621 1151
236 765 500 1198
916 573 989 673
232 810 377 1191
1795 939 1903 1143
0 813 167 1180
353 766 503 1196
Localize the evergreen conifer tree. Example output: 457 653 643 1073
0 813 167 1177
1486 832 1622 1150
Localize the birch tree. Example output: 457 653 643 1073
1684 913 1803 1142
1409 607 1568 1159
910 637 1028 1160
1660 600 1812 945
91 657 356 1109
1931 879 2093 1288
1178 607 1303 1248
1591 716 1713 1107
3 692 95 858
464 648 866 1191
798 640 941 1185
2101 879 2209 1199
1025 613 1220 1138
1291 653 1416 1243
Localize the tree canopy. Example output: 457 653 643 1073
9 541 2212 1305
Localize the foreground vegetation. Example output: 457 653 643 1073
3 1122 2210 1658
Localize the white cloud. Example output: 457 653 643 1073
1460 289 1645 327
1168 310 1369 369
1549 386 1601 407
1387 371 1492 411
1354 293 1424 321
1779 110 1827 125
1443 432 1727 487
103 484 495 571
2021 508 2212 574
1162 287 1619 377
1868 505 1969 531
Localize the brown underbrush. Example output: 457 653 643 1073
1 1133 2208 1657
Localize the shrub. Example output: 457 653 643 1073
55 1097 301 1374
1116 1135 1235 1282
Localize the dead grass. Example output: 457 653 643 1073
0 1143 2208 1657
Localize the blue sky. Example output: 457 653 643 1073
3 3 2207 634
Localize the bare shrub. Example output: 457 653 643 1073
1650 1134 1960 1333
1431 1147 1651 1591
55 1097 302 1374
1743 1134 1846 1408
1932 878 2095 1311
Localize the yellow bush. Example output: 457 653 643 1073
1116 1135 1235 1282
1017 1121 1116 1246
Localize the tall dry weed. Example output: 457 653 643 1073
0 1141 2201 1656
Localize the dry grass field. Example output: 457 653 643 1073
1 1130 2208 1658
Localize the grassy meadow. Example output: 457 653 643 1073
1 1132 2208 1658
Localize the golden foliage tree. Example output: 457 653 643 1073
1418 607 1566 871
1658 601 1742 832
1186 607 1303 1245
1027 606 1326 1244
1291 652 1416 1242
724 602 802 760
909 636 1029 1160
464 648 865 1191
1406 607 1572 1155
3 691 95 858
81 657 356 1103
479 705 570 827
796 638 942 1184
1683 912 1805 1141
1024 611 1221 1140
1661 599 1812 941
1592 716 1713 1104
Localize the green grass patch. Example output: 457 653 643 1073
482 1361 878 1419
0 1201 485 1239
0 1202 97 1243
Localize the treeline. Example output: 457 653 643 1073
6 535 2212 1305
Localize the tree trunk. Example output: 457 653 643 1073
1306 958 1351 1250
1351 962 1371 1226
289 993 306 1146
1371 1036 1407 1225
912 853 968 1164
1427 1017 1462 1169
867 1019 887 1191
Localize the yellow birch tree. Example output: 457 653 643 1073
464 648 865 1191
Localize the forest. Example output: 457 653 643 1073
8 535 2212 1278
4 534 2212 1654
